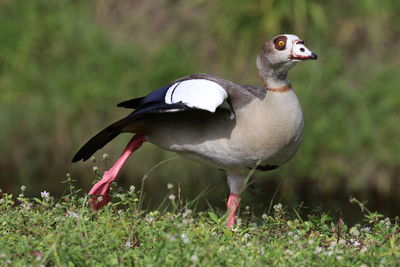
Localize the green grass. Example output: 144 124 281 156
1 182 399 266
1 0 400 211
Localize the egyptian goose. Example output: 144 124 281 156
72 34 317 228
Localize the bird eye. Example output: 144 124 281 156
274 36 287 50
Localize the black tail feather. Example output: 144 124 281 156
72 118 132 162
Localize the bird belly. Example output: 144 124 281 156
151 130 302 171
147 120 303 170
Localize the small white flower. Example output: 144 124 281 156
129 185 135 192
169 194 176 200
20 185 26 191
243 233 250 239
262 214 268 220
353 241 361 247
181 233 190 244
167 183 173 189
145 216 154 223
125 241 132 247
362 227 371 233
260 248 265 255
236 218 242 226
97 196 103 202
336 256 343 261
307 239 314 246
384 218 391 228
92 166 98 172
40 191 50 199
273 203 282 211
90 156 96 162
67 211 80 219
190 254 198 262
102 153 109 160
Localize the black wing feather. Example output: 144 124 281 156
117 97 144 109
117 84 172 109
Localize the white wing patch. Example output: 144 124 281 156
165 79 228 112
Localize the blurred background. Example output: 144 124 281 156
1 0 399 222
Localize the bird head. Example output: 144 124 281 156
257 34 317 73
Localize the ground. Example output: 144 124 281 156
1 179 399 266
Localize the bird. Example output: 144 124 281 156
72 34 317 228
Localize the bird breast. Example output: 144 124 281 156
232 89 304 166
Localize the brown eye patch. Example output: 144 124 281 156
274 36 287 50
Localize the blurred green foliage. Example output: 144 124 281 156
0 0 399 215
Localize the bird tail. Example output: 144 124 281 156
71 117 136 162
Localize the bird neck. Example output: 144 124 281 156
256 55 292 92
258 68 292 93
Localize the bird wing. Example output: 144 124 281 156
72 74 256 162
240 84 266 100
117 73 256 116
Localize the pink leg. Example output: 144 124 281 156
89 134 146 210
226 193 240 228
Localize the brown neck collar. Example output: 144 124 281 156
266 83 292 93
258 69 292 93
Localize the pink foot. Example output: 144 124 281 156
89 134 146 210
226 193 240 228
